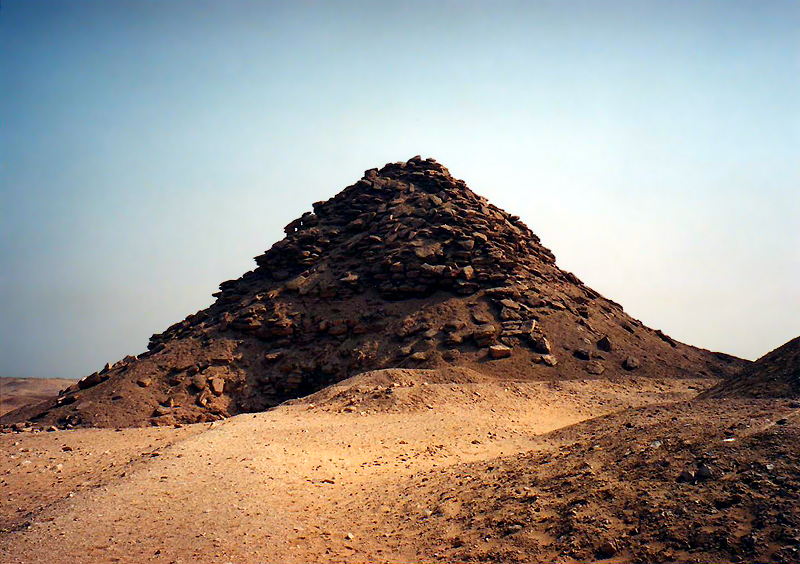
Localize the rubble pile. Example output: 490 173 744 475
1 157 747 428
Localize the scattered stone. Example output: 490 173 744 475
656 329 678 347
622 356 640 370
499 307 521 321
265 350 284 363
78 372 104 390
410 351 429 361
136 378 152 388
695 464 713 481
414 243 440 260
457 238 475 251
153 406 172 418
488 344 512 359
471 311 492 324
499 298 520 310
473 324 497 347
540 354 558 366
598 540 617 558
444 320 466 332
597 335 613 352
192 374 207 391
442 350 459 362
56 395 77 407
445 332 465 345
585 361 605 375
677 470 694 483
574 349 591 361
529 335 551 354
418 338 436 351
210 378 225 396
196 390 213 407
521 319 536 337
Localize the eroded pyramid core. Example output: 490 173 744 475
1 156 745 428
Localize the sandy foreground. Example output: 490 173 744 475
1 375 796 563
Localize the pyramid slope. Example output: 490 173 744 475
1 157 748 428
701 336 800 399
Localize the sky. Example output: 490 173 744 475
1 0 798 379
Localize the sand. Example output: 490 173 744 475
0 374 713 563
3 371 797 563
0 378 77 417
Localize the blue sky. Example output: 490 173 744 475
2 0 799 378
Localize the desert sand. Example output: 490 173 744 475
2 370 798 563
0 378 77 417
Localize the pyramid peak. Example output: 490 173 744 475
356 156 458 189
258 157 555 301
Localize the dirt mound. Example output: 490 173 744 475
386 399 800 563
701 336 800 399
289 367 490 413
3 378 790 564
295 368 715 415
0 378 76 417
1 156 747 429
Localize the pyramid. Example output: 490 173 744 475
1 156 747 428
700 336 800 399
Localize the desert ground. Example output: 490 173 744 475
0 378 77 417
2 370 798 564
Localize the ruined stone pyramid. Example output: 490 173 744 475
2 156 746 428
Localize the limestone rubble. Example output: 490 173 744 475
1 156 748 428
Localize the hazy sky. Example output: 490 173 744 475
2 0 798 379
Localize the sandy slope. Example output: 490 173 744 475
394 399 799 563
1 372 715 563
702 335 800 399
